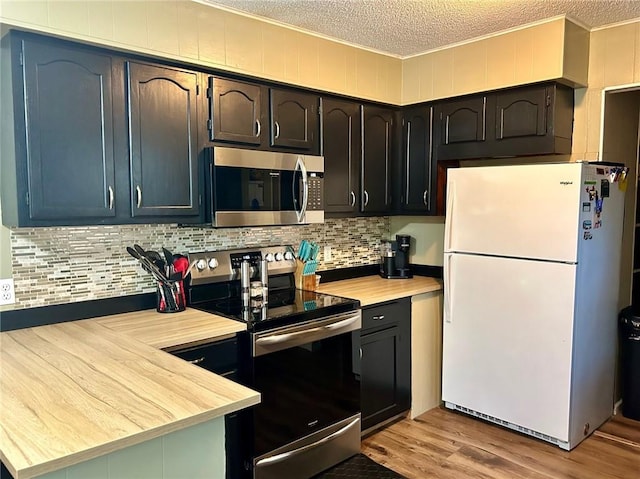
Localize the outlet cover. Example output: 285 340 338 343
324 245 332 262
0 278 15 305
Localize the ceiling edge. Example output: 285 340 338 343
193 0 404 58
591 16 640 32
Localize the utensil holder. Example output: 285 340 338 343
157 280 186 313
295 259 317 291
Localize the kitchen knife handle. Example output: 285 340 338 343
255 119 261 137
136 185 142 208
108 186 114 210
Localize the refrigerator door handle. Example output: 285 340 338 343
444 253 453 323
444 180 455 252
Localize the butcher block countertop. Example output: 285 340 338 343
95 307 245 351
317 275 442 306
0 319 260 479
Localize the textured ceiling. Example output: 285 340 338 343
202 0 640 57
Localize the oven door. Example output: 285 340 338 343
250 311 361 479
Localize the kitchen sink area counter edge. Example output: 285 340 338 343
316 275 442 306
0 318 260 479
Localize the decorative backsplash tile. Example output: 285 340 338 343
9 217 390 309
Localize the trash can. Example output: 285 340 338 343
619 305 640 420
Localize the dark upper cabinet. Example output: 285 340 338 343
11 35 117 224
492 83 573 156
434 95 487 161
434 83 573 161
208 77 264 146
322 98 361 215
401 106 433 213
126 61 200 218
361 106 394 214
270 88 319 152
360 299 411 432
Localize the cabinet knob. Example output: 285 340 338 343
108 186 114 210
136 185 142 208
423 190 428 206
255 119 261 137
350 191 356 207
363 190 369 207
274 121 280 139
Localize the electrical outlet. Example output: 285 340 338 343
324 245 332 262
0 278 16 305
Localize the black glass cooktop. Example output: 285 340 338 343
192 288 360 332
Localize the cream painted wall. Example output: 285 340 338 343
0 0 402 104
601 90 639 310
390 216 445 267
401 17 589 105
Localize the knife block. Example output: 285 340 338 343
295 259 317 291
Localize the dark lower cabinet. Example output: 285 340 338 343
322 98 361 214
359 299 411 432
126 61 200 219
170 338 243 479
7 34 117 225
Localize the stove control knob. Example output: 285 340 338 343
196 259 207 271
284 251 294 261
208 258 219 269
275 252 284 262
265 253 275 262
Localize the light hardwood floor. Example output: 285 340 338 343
362 407 640 479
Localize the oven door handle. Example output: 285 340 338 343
255 326 323 345
255 416 360 467
324 315 360 330
294 156 308 223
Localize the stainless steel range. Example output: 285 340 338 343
188 246 362 479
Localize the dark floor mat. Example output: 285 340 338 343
314 453 406 478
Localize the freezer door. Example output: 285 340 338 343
444 163 583 262
442 253 577 442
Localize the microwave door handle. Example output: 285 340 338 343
294 156 308 222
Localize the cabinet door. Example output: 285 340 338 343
402 106 432 213
322 98 360 214
362 106 393 214
21 38 116 221
495 86 547 140
270 89 319 152
209 77 264 146
435 95 487 160
127 62 199 218
492 83 573 157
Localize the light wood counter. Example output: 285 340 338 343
0 320 260 479
316 275 442 306
94 307 245 351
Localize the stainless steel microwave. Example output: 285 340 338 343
206 146 324 227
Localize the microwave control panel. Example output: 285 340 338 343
306 175 324 211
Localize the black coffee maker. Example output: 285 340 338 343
380 235 413 279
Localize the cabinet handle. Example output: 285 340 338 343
372 315 385 321
136 185 142 208
108 186 114 210
405 121 411 205
188 356 205 365
274 121 280 139
255 119 261 137
423 189 428 206
363 189 369 207
350 191 356 207
359 347 362 359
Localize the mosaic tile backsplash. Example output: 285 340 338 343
9 217 390 309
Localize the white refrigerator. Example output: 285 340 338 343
442 162 627 450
